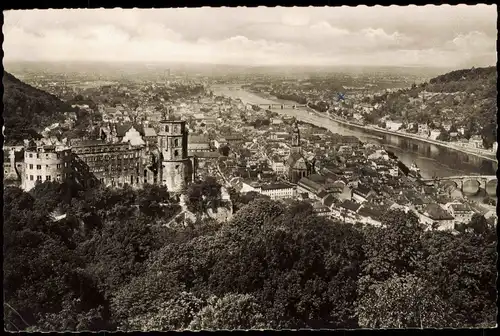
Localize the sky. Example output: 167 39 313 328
3 5 497 67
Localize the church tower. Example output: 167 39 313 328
157 111 193 193
290 121 301 154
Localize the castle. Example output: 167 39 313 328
15 111 195 193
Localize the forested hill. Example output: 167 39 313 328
3 71 78 144
367 66 497 148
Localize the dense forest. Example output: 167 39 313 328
2 71 81 144
367 66 497 148
3 177 496 331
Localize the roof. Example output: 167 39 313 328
115 122 145 137
261 183 294 191
358 206 383 220
189 135 210 143
293 157 309 170
72 139 108 147
298 177 323 193
354 184 372 197
144 127 157 137
312 202 330 212
193 152 220 159
225 134 244 141
340 200 361 212
316 190 328 199
424 204 454 220
450 203 472 212
323 194 336 207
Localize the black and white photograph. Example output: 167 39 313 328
2 5 498 331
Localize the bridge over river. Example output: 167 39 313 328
246 103 307 110
422 175 497 196
212 85 498 179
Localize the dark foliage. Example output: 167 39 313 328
3 71 80 144
3 180 496 331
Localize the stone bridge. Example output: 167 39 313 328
247 103 307 110
422 175 497 196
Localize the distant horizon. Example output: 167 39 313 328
3 6 497 68
3 60 497 70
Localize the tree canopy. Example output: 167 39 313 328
3 179 497 331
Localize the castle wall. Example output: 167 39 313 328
157 120 192 193
22 146 72 191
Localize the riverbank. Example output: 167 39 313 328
246 88 497 163
316 112 497 162
212 85 497 178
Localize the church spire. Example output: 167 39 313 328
291 121 301 153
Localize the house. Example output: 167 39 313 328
468 135 483 149
268 156 285 174
357 206 383 227
224 134 245 146
270 131 290 141
418 123 430 136
429 129 441 140
297 175 325 199
311 201 332 217
259 183 296 200
188 135 212 154
143 127 157 145
386 120 403 132
213 138 228 149
352 185 376 204
420 204 455 231
444 202 475 224
331 200 361 223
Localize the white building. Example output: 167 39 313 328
259 183 296 200
121 126 145 146
386 120 403 132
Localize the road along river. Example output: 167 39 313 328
212 84 498 179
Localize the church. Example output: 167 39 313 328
286 121 315 184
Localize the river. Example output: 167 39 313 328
211 84 498 179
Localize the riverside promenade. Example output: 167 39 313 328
301 108 498 163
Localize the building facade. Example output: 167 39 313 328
19 113 196 194
157 119 194 193
22 143 72 191
71 140 144 189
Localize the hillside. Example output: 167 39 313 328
367 66 497 148
2 71 79 144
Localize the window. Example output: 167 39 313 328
165 125 169 132
37 175 42 181
36 153 40 159
29 164 33 169
56 153 60 159
174 150 179 157
29 153 33 158
57 174 61 181
46 165 49 168
36 165 41 170
46 176 51 181
46 154 49 159
30 175 34 181
174 139 179 146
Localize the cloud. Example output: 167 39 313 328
3 5 497 67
